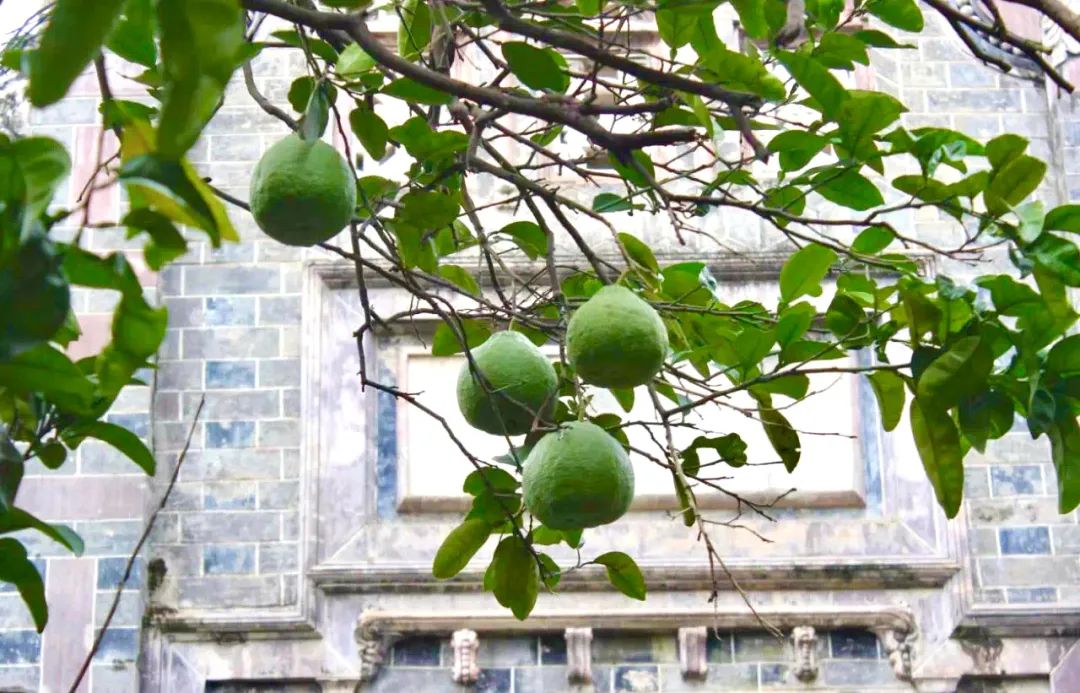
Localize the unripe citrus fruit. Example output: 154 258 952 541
566 285 668 388
249 135 356 246
456 331 558 436
522 421 634 530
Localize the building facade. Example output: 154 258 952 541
2 4 1080 692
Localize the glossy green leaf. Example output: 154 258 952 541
0 507 83 555
779 243 837 302
0 433 21 512
299 80 332 141
119 154 237 245
814 169 885 211
438 265 481 296
1044 204 1080 234
593 193 637 213
868 370 905 431
865 0 923 31
12 137 71 219
0 538 47 631
397 0 432 62
852 225 895 254
0 345 94 412
594 551 646 600
758 400 801 472
768 131 828 171
398 190 460 230
916 336 992 411
463 467 519 495
107 0 157 68
1048 413 1080 513
777 51 849 118
1030 234 1080 287
383 78 454 105
611 387 635 413
28 0 126 107
63 422 155 475
432 319 492 356
156 0 246 158
987 155 1046 216
959 389 1014 453
432 519 491 579
538 553 561 589
731 0 768 39
336 43 376 76
909 397 964 518
500 221 548 260
502 42 569 92
492 536 539 620
618 233 660 274
349 107 389 160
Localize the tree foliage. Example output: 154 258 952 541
3 0 1080 624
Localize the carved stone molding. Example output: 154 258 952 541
451 629 480 685
873 627 918 682
791 626 819 682
566 627 594 684
355 624 389 683
678 627 708 680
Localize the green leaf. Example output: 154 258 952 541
986 155 1046 216
824 294 866 339
398 190 460 230
852 225 895 254
438 265 481 296
107 0 158 68
432 518 491 579
538 553 561 589
986 133 1028 169
123 209 188 271
611 387 635 413
909 397 964 518
681 433 748 474
62 422 155 475
868 370 905 431
609 151 656 188
336 43 376 76
349 107 389 160
28 0 126 107
1047 334 1080 378
700 46 786 100
0 433 22 513
1045 204 1080 234
776 302 815 346
299 80 332 141
758 400 801 472
397 0 432 62
1029 234 1080 287
0 345 94 412
916 336 993 412
813 169 885 211
779 243 837 302
383 77 454 105
731 0 768 39
432 320 492 356
865 0 923 31
463 467 519 495
767 131 828 172
502 42 569 92
1048 413 1080 513
12 137 72 219
577 0 603 15
593 551 646 601
119 154 237 245
492 536 539 620
777 51 849 119
500 221 548 260
959 389 1014 453
592 193 637 213
0 507 84 555
837 91 905 153
0 538 47 631
35 442 67 470
618 233 659 274
156 0 247 158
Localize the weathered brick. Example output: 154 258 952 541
926 90 1022 113
73 521 143 556
159 328 181 360
183 266 280 295
92 627 138 662
258 543 298 572
968 498 1061 526
154 422 204 452
258 296 301 325
29 98 99 125
177 575 281 608
94 589 143 628
164 297 205 328
281 326 301 357
0 594 38 630
1006 587 1056 603
282 511 300 541
821 660 896 687
990 465 1043 496
97 557 143 590
206 421 256 449
183 327 279 359
901 62 946 87
180 449 281 481
204 482 257 510
183 390 280 420
210 134 262 161
181 512 280 543
258 420 300 448
258 480 300 511
949 63 997 88
282 574 298 604
0 630 41 664
952 115 1002 140
282 389 301 417
157 361 203 391
203 108 293 135
979 557 1080 586
282 450 301 478
205 297 257 326
999 527 1051 555
206 361 257 389
1052 524 1080 554
205 240 256 264
258 359 301 387
203 544 256 575
154 392 180 422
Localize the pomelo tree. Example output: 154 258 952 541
3 0 1080 626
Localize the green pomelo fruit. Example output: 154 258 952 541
249 135 357 246
566 285 668 388
456 331 558 436
522 421 635 530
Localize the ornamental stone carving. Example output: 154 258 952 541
678 627 709 680
874 627 917 681
791 626 819 682
565 627 594 684
451 629 480 685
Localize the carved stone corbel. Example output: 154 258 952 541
451 629 480 685
873 627 917 681
791 626 818 682
678 627 708 680
565 627 593 684
355 623 389 683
